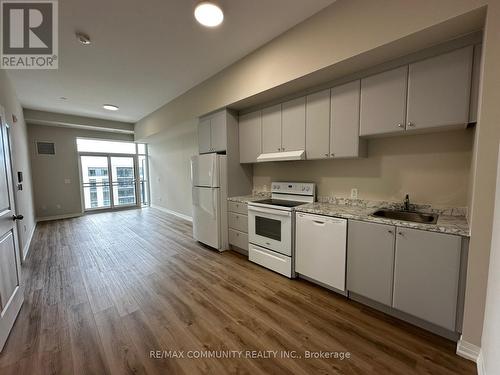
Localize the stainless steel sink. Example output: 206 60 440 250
371 209 438 224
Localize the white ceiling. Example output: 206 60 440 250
8 0 335 123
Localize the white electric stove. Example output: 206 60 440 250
247 182 316 278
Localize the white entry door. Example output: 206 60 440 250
0 106 23 351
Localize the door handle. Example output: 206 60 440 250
12 214 24 221
313 220 326 225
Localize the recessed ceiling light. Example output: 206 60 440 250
103 104 119 111
194 1 224 27
76 32 91 45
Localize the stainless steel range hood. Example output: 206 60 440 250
256 150 305 162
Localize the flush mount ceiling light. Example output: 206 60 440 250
194 1 224 27
103 104 119 111
76 32 91 45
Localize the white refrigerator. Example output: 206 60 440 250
191 153 228 251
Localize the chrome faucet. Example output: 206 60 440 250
403 194 410 212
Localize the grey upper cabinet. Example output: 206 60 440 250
360 66 408 136
262 104 282 153
406 46 473 130
392 228 462 330
198 111 227 154
198 118 212 154
347 220 396 306
305 90 330 159
331 80 363 158
239 110 262 163
281 97 306 152
210 111 227 152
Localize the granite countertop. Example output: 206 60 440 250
295 202 470 237
228 193 270 204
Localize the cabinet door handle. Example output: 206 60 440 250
313 220 326 225
324 153 329 157
397 123 404 128
388 230 393 234
407 122 415 128
398 231 404 236
330 153 335 157
277 147 280 151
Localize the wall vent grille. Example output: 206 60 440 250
36 142 55 155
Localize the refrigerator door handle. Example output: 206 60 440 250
212 188 216 218
211 155 216 187
190 159 194 184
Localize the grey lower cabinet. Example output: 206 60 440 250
347 220 396 306
392 228 462 331
228 201 248 252
347 220 463 334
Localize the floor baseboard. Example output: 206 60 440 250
22 223 36 262
150 205 193 222
37 213 83 222
456 336 481 363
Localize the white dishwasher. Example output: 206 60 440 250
295 212 347 292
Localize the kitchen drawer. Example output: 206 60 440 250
228 212 248 233
249 244 292 278
228 201 247 215
228 229 248 251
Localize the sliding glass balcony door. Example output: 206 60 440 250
110 156 137 207
78 139 149 212
81 156 112 210
80 155 138 211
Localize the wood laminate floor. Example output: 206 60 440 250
0 208 476 374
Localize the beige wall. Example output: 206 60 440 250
463 1 500 348
254 130 473 207
148 119 197 218
480 143 500 374
0 70 36 260
27 124 133 219
135 0 486 140
135 0 500 349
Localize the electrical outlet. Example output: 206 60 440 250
351 188 358 199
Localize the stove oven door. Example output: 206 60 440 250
248 205 292 256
